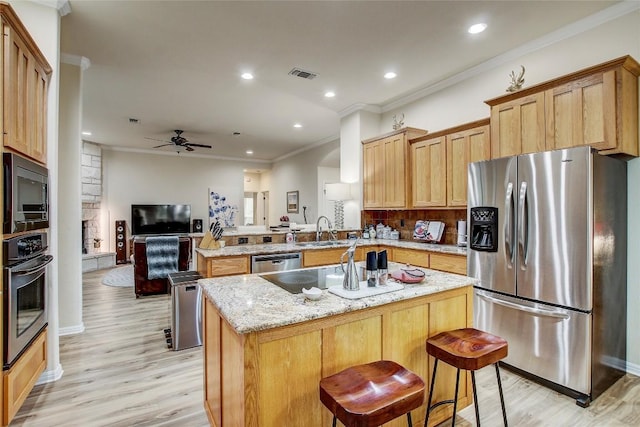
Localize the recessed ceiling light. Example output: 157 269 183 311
384 72 397 79
468 23 487 34
246 150 254 155
82 131 92 136
241 72 254 80
324 91 336 98
293 123 302 128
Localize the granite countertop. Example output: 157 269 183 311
199 262 477 335
195 238 467 258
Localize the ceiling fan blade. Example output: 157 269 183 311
145 137 169 143
184 143 212 148
153 143 173 148
185 146 195 152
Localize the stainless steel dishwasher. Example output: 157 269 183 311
251 252 302 273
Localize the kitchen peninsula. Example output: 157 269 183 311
200 261 476 426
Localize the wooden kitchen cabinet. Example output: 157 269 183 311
197 254 249 278
3 328 46 426
204 285 473 427
488 92 546 158
446 120 491 206
429 253 467 275
487 56 640 158
362 127 427 209
303 247 364 268
410 134 446 208
410 119 489 208
1 4 51 165
390 247 429 268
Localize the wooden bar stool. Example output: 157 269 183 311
424 328 508 427
319 360 425 427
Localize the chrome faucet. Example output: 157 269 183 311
316 215 336 241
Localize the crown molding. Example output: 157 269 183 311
337 103 382 119
31 0 71 16
273 134 339 163
101 144 273 165
61 53 91 70
382 0 640 113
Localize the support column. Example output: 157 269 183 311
57 56 90 335
339 107 381 229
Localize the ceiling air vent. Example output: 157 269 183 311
288 68 318 80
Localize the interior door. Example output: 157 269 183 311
467 156 517 295
516 147 591 310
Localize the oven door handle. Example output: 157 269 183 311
13 255 53 275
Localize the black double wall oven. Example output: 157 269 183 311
3 232 51 369
2 153 51 369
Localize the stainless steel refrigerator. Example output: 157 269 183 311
467 146 627 407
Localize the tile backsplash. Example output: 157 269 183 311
361 209 467 245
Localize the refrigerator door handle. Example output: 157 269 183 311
477 291 570 319
518 181 529 268
504 182 514 267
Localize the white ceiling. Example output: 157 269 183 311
60 0 622 162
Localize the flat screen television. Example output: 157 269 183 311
131 204 191 235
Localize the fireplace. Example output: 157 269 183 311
82 202 101 254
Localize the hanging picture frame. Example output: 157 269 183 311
287 190 299 213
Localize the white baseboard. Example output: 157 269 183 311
36 363 63 385
58 323 85 336
626 360 640 377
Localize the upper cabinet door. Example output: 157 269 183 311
2 8 52 165
447 124 490 207
490 92 546 158
363 140 384 209
411 135 446 208
382 134 408 208
3 23 31 157
545 71 616 151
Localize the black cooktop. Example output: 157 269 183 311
259 266 343 294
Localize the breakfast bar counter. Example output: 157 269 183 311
200 264 477 427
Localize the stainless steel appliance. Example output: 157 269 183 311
3 153 49 234
468 146 627 407
250 252 301 273
167 271 202 351
3 232 52 369
259 265 342 294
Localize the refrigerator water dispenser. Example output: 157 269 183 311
469 207 498 252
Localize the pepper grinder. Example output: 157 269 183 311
377 250 388 285
366 251 378 287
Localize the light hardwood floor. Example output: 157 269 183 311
9 267 640 426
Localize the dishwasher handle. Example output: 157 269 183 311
252 253 301 262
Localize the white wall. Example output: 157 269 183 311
317 166 340 224
377 10 640 372
102 150 246 249
269 139 339 226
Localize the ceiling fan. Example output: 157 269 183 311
145 129 212 152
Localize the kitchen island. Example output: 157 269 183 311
200 262 477 426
